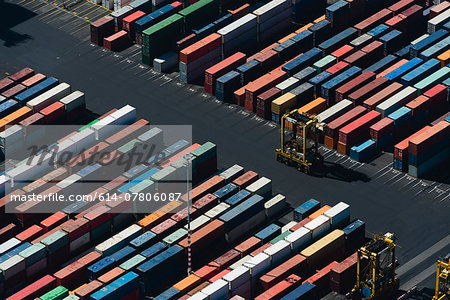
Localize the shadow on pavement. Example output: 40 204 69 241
313 161 372 183
0 0 36 46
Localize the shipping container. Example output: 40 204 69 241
363 82 404 110
321 66 362 104
335 71 376 103
325 106 367 149
410 29 448 57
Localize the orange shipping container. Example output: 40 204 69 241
437 49 450 67
179 219 226 253
297 97 327 115
278 33 296 44
377 59 409 78
0 106 32 130
255 274 302 300
180 34 222 64
309 205 331 219
180 175 225 202
295 23 314 34
173 274 202 294
234 236 262 257
234 86 246 106
233 170 258 189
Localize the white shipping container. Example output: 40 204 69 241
110 105 136 125
201 279 229 300
151 166 178 191
282 221 297 233
154 52 179 73
56 174 81 190
189 292 208 300
285 227 312 252
70 232 90 253
245 177 272 198
324 202 350 229
316 99 353 123
19 243 46 266
411 34 429 46
0 255 25 280
7 158 52 188
276 77 301 94
230 255 252 270
26 83 71 112
219 164 244 182
26 257 47 278
243 253 271 284
184 215 211 232
376 86 417 117
60 91 85 112
67 128 96 154
0 125 23 147
263 240 291 267
428 8 450 33
0 238 21 255
205 203 230 219
92 116 119 140
218 14 257 43
96 224 141 255
304 215 331 240
264 194 286 218
223 265 251 290
253 0 291 24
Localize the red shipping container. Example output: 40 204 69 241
105 119 149 146
331 45 355 61
234 87 246 106
9 67 34 82
0 223 17 243
194 265 220 281
260 42 279 54
22 73 46 89
423 84 448 115
408 121 450 156
103 31 129 51
370 117 395 140
325 61 350 75
75 280 103 299
181 175 225 202
251 242 272 257
245 69 287 112
361 41 384 60
209 268 231 283
385 15 408 32
388 0 415 14
180 33 222 64
248 50 280 72
204 52 246 95
170 1 182 11
40 212 67 233
339 110 381 145
102 175 128 191
348 77 389 105
401 5 423 22
178 219 225 253
363 82 404 110
90 16 115 46
2 84 26 98
260 254 307 290
40 101 65 124
193 194 218 214
61 217 90 241
326 106 368 148
7 275 57 300
214 249 241 269
98 108 117 120
335 71 376 103
171 206 198 223
54 251 102 288
122 10 146 34
394 126 431 160
289 217 312 232
177 33 198 51
234 236 262 257
233 170 258 189
430 1 450 18
343 50 370 68
330 253 357 294
256 87 282 120
150 218 178 235
83 205 111 230
16 225 43 243
406 95 430 116
255 274 302 300
354 9 392 34
305 261 339 297
378 59 409 78
97 267 126 285
0 77 15 93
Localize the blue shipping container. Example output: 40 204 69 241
384 58 423 81
388 106 412 127
309 71 333 96
419 35 450 60
255 224 281 243
90 272 140 300
364 55 398 74
219 194 265 230
400 59 441 86
350 139 378 162
225 189 251 206
319 28 358 54
118 167 160 193
141 242 167 258
282 48 323 76
0 242 31 263
281 282 317 299
294 199 320 221
130 231 157 250
367 24 389 38
321 66 362 102
213 183 238 201
15 77 59 103
410 29 448 57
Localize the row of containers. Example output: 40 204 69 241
187 0 449 177
0 68 87 160
1 153 367 299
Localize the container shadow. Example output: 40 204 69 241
312 161 371 183
0 0 36 47
397 287 434 300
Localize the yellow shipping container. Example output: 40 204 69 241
298 97 327 115
437 49 450 67
300 229 345 268
295 23 314 34
271 92 297 115
278 33 297 44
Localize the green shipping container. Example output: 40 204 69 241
120 254 147 271
163 228 187 245
117 138 141 154
78 119 99 131
40 286 69 300
62 295 80 300
41 231 69 254
413 67 450 93
191 142 217 166
270 231 292 244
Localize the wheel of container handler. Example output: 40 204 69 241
276 154 282 162
304 166 310 175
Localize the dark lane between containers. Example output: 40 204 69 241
1 1 449 292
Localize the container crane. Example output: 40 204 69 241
433 254 450 300
275 109 324 174
352 232 400 300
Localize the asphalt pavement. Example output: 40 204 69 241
1 1 449 294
